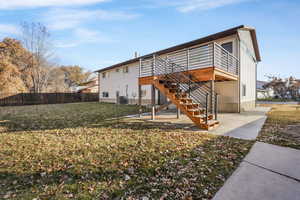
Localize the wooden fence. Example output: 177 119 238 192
0 93 99 106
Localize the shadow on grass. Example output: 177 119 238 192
94 118 201 132
0 104 204 133
0 103 149 133
0 136 253 199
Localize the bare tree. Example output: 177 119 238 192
264 75 300 100
20 22 54 93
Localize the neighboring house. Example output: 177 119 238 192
257 80 274 99
77 77 99 93
96 25 261 129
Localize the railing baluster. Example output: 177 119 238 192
139 58 142 78
212 43 215 67
187 48 190 71
215 94 218 120
153 54 156 76
205 93 209 124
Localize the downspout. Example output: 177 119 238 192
255 62 258 107
98 72 101 102
237 33 241 113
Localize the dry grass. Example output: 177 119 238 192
257 104 300 149
0 103 253 199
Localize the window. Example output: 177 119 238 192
116 68 119 72
102 72 106 78
221 42 233 54
102 92 109 98
123 66 129 73
242 84 246 97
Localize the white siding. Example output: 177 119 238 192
99 62 153 103
238 30 257 110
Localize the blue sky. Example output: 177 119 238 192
0 0 299 80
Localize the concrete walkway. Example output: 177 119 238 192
213 142 300 200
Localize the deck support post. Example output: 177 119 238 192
177 108 181 119
151 85 155 120
138 85 142 118
138 57 142 118
210 79 215 113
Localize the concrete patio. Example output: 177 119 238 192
134 106 270 140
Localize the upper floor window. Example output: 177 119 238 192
102 72 106 78
221 42 233 54
123 66 129 73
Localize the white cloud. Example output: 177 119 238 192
0 0 109 9
55 28 114 48
0 24 20 35
177 0 249 12
44 8 139 30
143 0 251 12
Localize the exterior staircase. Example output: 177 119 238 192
152 57 219 130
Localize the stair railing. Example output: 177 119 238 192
154 56 219 122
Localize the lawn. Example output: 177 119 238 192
257 104 300 149
0 102 253 200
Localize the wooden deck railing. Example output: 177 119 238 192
139 42 239 77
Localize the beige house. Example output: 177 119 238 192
96 25 261 129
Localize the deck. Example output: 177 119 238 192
139 66 238 85
138 42 239 85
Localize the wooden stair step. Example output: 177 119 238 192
194 114 209 118
187 108 199 112
179 98 192 102
169 89 182 93
182 102 198 105
207 120 219 126
165 85 178 89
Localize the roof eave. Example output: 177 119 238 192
96 25 261 73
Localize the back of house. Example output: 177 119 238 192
96 25 261 114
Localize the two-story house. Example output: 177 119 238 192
96 25 261 129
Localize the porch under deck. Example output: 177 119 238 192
131 107 269 139
138 66 238 85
